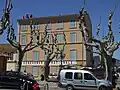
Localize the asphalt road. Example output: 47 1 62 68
38 81 65 90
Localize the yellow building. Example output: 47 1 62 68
17 13 92 80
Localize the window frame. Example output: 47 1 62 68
33 51 39 61
21 25 27 32
70 32 77 43
56 21 64 29
32 66 38 76
45 22 51 30
65 72 73 79
34 22 40 30
84 73 95 80
70 49 77 61
33 34 38 44
21 34 26 45
74 72 82 80
21 66 26 73
57 33 64 43
69 20 77 29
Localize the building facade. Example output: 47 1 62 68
17 13 92 80
0 44 18 71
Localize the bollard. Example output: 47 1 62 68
44 84 46 90
46 83 49 90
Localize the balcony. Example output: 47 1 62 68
22 60 86 66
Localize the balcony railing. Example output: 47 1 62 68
22 60 86 66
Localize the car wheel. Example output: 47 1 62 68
99 86 107 90
66 85 74 90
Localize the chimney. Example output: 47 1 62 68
26 14 29 19
22 16 25 19
30 14 33 18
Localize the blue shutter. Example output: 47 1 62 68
33 51 39 61
70 50 77 60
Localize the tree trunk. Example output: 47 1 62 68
17 51 24 72
106 55 112 82
104 55 112 82
44 61 50 81
104 57 108 80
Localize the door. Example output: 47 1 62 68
73 72 84 89
83 73 97 90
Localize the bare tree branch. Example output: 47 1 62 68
86 48 101 55
25 25 48 52
96 16 101 37
24 21 37 51
7 25 20 49
0 0 13 34
78 4 119 82
108 4 116 32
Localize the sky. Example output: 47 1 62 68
0 0 120 59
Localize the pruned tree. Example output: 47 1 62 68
0 0 13 34
79 4 120 82
7 21 48 72
40 32 66 81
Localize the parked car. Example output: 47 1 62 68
47 73 58 82
58 69 112 90
0 71 40 90
48 73 58 79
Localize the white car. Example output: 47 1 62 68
48 73 58 79
58 69 112 90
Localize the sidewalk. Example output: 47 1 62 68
38 81 64 90
38 81 59 87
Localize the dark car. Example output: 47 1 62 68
0 71 40 90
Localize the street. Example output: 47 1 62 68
38 81 65 90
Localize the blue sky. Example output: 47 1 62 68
0 0 120 59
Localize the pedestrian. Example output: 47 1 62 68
41 74 44 81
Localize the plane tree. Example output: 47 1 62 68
0 0 13 34
7 21 48 72
40 32 66 81
79 5 120 82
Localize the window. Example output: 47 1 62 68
33 51 39 61
57 34 64 43
70 32 76 43
45 22 51 30
74 72 82 80
8 53 13 60
65 72 73 79
33 35 37 44
21 25 27 32
57 53 61 60
32 66 38 76
45 34 51 43
34 22 40 30
56 21 64 29
44 51 47 60
70 50 77 60
23 53 27 61
21 34 26 45
69 20 77 28
21 66 26 73
84 73 95 80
